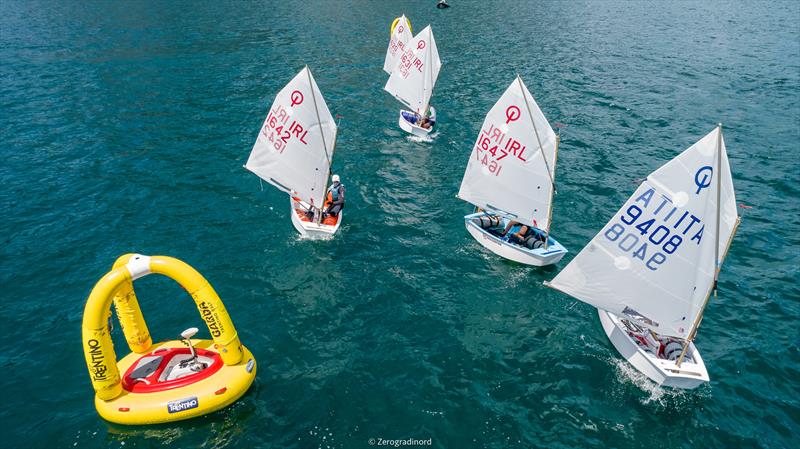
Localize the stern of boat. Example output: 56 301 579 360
599 310 709 389
398 109 434 137
290 197 342 239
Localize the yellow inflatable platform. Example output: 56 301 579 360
82 254 256 425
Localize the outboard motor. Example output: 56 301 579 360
179 327 208 372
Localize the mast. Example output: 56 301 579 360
517 75 556 237
676 123 728 366
542 134 560 249
305 66 332 223
421 28 433 117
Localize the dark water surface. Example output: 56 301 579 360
2 1 798 448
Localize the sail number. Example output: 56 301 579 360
474 124 529 177
397 47 424 79
261 104 309 153
603 205 684 271
388 35 407 58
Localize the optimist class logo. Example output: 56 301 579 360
505 105 521 124
290 90 304 107
694 166 713 194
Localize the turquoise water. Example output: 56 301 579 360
2 1 799 448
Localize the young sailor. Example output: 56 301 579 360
501 220 546 249
418 116 432 129
325 174 345 217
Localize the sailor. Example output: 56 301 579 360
325 174 345 217
418 116 432 129
502 221 545 248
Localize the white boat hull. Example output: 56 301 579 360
289 197 342 239
598 310 710 389
464 212 567 266
398 107 436 137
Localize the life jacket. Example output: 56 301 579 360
327 182 343 203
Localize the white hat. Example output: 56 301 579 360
332 174 340 183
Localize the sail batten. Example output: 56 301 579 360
457 77 558 230
547 127 738 339
245 67 337 208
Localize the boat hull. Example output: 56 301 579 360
290 197 342 239
398 107 436 137
598 309 710 389
463 212 567 266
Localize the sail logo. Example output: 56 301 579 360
167 397 198 414
289 90 304 107
505 106 520 124
694 166 713 194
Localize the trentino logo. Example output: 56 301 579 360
167 396 199 414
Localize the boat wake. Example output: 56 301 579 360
294 232 336 242
609 357 708 409
407 131 437 143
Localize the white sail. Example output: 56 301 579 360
383 15 413 74
547 127 738 339
383 25 441 114
457 77 558 231
245 67 337 208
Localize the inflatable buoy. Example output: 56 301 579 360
390 16 412 37
82 254 256 425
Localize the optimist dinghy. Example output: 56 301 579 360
457 76 567 266
245 66 343 239
384 25 441 137
545 125 740 389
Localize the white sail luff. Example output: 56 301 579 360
547 127 738 339
714 124 723 282
518 76 556 186
517 75 557 235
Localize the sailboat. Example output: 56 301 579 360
384 15 412 75
384 25 441 137
457 76 568 266
545 125 740 389
245 66 342 239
